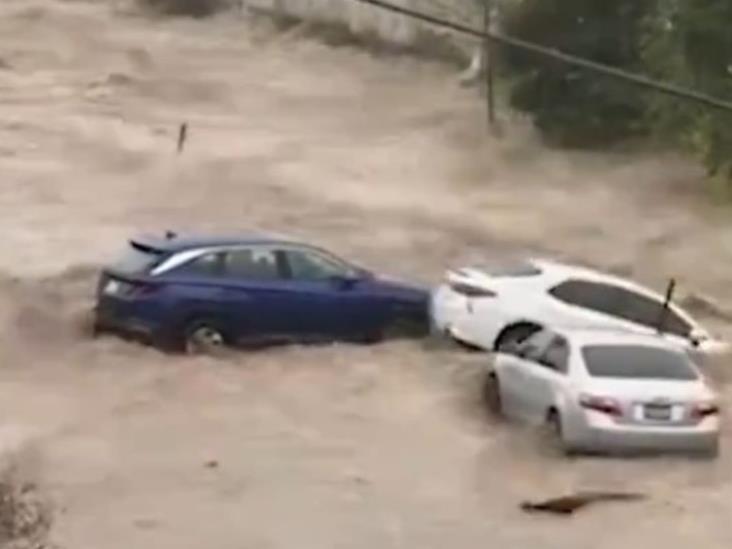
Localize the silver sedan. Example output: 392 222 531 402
485 328 721 457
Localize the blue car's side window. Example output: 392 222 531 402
222 248 282 281
171 252 223 277
284 249 353 281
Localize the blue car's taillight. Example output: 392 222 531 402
126 281 161 297
101 277 161 298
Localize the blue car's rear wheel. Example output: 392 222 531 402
166 317 228 355
185 319 226 355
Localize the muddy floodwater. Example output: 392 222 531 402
1 1 732 548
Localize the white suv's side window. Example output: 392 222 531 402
549 279 618 316
613 288 692 338
550 279 692 338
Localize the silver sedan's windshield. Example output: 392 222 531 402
582 345 698 381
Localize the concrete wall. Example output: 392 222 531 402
243 0 482 61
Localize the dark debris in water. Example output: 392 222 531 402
0 474 53 548
520 491 647 516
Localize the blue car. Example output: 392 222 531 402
94 232 430 352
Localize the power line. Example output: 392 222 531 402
348 0 732 113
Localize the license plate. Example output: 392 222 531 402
644 404 672 421
103 280 122 295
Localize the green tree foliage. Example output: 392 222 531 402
502 0 655 147
642 0 732 186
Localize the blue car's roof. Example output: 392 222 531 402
131 231 306 254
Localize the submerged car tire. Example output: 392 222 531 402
90 319 104 339
702 438 720 460
544 409 573 457
181 318 228 355
494 323 541 352
483 373 502 416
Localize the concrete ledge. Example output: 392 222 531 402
244 0 479 65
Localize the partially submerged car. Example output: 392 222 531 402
485 327 720 457
94 232 430 352
431 257 728 357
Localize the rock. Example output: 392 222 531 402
680 293 732 322
605 263 634 278
520 491 647 516
0 446 53 548
133 518 159 530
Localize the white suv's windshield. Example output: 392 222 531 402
582 344 698 381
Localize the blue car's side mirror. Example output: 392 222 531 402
330 273 361 290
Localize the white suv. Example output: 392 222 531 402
431 257 728 356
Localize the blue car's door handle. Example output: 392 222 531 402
214 287 245 300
